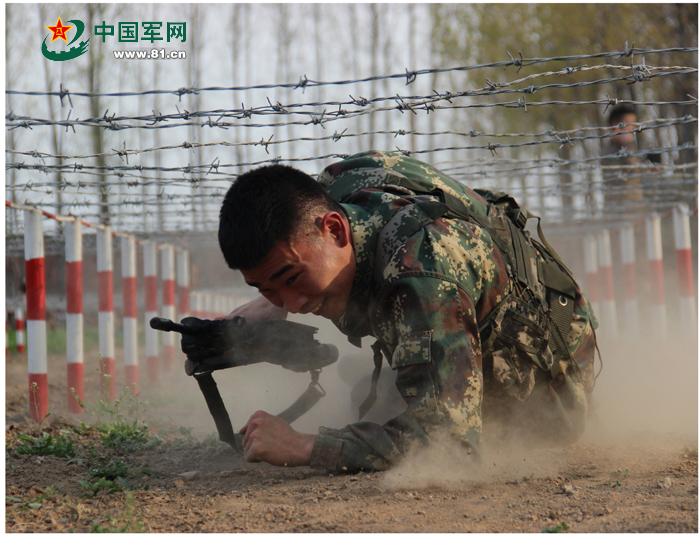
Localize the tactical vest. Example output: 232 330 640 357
321 159 584 404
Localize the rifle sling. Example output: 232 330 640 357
193 372 240 450
193 370 326 451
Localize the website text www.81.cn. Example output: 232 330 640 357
113 49 186 60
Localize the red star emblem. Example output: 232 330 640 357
46 17 73 43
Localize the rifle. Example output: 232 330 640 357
150 316 338 450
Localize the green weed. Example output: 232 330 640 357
611 467 629 489
85 458 133 480
200 432 221 448
71 384 161 452
543 522 570 533
14 432 76 458
79 477 132 497
89 491 146 532
6 493 48 511
97 421 161 452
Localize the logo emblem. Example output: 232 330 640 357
42 16 90 62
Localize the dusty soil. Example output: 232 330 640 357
5 332 699 533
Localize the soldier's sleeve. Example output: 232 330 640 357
310 276 487 472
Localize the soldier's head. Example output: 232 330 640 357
607 104 637 148
219 164 356 319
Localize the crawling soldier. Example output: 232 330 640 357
210 150 598 472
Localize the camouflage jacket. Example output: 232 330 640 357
309 151 598 472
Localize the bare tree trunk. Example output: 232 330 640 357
151 4 163 232
231 5 243 169
408 4 416 154
38 5 64 216
188 3 203 231
349 4 360 154
86 4 109 225
313 5 325 158
6 4 17 233
368 4 379 150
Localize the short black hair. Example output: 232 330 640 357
218 164 342 270
608 104 636 127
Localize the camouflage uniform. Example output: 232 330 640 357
308 151 598 472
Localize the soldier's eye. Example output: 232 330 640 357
286 274 299 285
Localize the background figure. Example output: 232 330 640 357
601 104 644 212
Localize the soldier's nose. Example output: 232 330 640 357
282 293 307 315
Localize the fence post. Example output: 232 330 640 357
673 204 696 334
122 235 139 394
597 229 618 338
97 226 116 401
205 292 213 319
15 307 25 354
161 245 175 372
66 220 84 413
25 208 48 422
190 292 198 319
583 235 600 328
619 224 639 337
177 249 190 318
144 242 159 384
646 214 667 338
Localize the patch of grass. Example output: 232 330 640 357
14 432 76 458
89 492 146 532
97 421 161 452
543 522 570 533
611 467 629 489
79 476 135 497
6 493 48 511
85 458 133 480
200 432 222 447
71 384 162 453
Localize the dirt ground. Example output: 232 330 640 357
5 329 699 533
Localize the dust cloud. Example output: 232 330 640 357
381 328 698 491
150 294 697 494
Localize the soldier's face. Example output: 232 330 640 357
610 112 637 147
240 212 356 320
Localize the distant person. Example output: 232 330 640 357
601 104 644 210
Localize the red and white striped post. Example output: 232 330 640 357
161 245 176 372
619 224 639 337
144 242 159 384
646 214 667 338
205 292 213 319
190 292 200 319
197 292 204 318
673 204 696 334
583 235 600 323
177 249 190 318
15 307 25 354
66 220 84 414
25 208 48 422
97 226 116 401
122 235 139 393
597 229 618 338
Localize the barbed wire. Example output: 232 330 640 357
7 69 697 132
6 142 697 178
6 116 696 162
6 46 697 103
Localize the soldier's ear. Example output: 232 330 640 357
319 211 350 247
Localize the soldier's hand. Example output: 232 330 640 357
178 316 242 361
239 410 315 467
223 296 287 322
